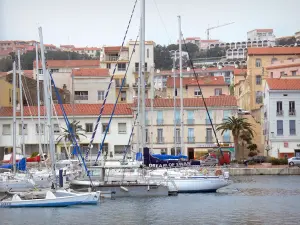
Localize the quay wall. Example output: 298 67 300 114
228 167 300 176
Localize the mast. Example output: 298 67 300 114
173 53 177 155
17 50 25 156
140 0 146 150
150 65 154 151
39 27 56 189
178 15 184 155
12 62 17 173
35 43 43 159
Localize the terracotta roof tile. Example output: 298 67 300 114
133 96 237 108
0 104 133 117
248 47 300 55
72 68 109 77
266 78 300 90
157 66 234 76
0 72 7 77
256 29 273 32
60 45 75 48
104 46 129 52
233 68 247 76
201 40 219 43
186 37 201 40
166 76 227 88
23 70 33 78
33 60 99 68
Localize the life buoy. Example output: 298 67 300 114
202 168 208 175
215 169 222 176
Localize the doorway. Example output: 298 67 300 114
188 148 194 160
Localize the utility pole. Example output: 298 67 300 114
178 15 184 155
12 62 17 173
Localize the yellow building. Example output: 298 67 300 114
166 76 229 98
246 47 300 111
0 73 20 107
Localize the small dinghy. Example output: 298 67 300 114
0 190 100 208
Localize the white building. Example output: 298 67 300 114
247 29 275 44
263 77 300 158
0 104 134 161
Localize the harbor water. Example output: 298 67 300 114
1 175 300 225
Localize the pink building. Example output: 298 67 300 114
266 58 300 78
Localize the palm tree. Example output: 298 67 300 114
56 120 87 144
216 116 255 160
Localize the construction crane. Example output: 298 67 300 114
206 22 235 40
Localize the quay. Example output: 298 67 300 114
228 165 300 176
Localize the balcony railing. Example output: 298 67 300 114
157 119 164 125
276 110 283 116
206 136 213 143
187 119 195 125
156 137 165 144
289 110 296 116
74 95 88 100
106 56 118 61
174 119 181 125
173 137 181 144
187 136 195 143
133 82 150 89
115 81 129 88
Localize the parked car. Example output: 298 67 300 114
247 156 267 163
238 108 250 115
288 157 300 166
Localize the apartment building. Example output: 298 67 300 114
263 78 300 158
60 45 75 51
0 74 20 107
0 103 133 161
243 47 300 111
266 58 300 78
247 29 275 43
132 96 238 159
166 76 229 98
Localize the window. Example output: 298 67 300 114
102 123 109 133
106 63 111 69
18 124 26 135
114 145 127 155
290 120 296 135
277 120 283 135
145 62 148 72
289 101 295 115
276 101 283 115
157 111 163 125
175 110 180 124
292 71 297 76
157 128 163 143
53 124 60 133
255 59 261 67
255 91 263 104
280 71 284 77
74 91 88 100
145 129 149 143
121 91 126 102
35 124 44 134
271 58 277 64
188 128 194 143
118 123 126 134
147 49 149 58
161 149 167 155
38 69 43 74
50 69 59 73
117 63 126 71
2 124 11 135
214 88 222 96
85 123 93 133
135 62 139 72
223 130 230 142
256 75 262 85
175 88 178 96
223 110 230 120
175 129 180 143
194 89 202 96
270 72 273 78
98 91 104 100
206 128 213 142
187 111 194 124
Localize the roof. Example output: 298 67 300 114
72 47 85 51
266 62 300 70
166 76 227 88
60 45 75 48
133 96 237 108
0 72 7 77
0 104 133 117
233 68 247 76
84 47 101 50
266 78 300 90
23 70 33 78
201 40 219 43
156 66 234 76
186 37 201 40
72 68 109 77
44 44 56 48
33 60 100 68
104 46 128 52
247 47 300 56
248 29 273 33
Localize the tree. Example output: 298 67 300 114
0 58 13 72
216 116 255 160
56 120 87 144
239 130 253 159
154 44 173 70
276 37 296 46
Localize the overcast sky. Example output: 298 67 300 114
0 0 299 47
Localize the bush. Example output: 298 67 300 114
248 161 256 165
248 151 258 157
279 158 288 165
268 157 288 165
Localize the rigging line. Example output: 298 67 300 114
94 32 140 165
85 0 138 160
182 35 223 156
152 0 172 44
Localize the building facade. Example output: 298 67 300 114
132 96 238 159
247 29 275 44
266 58 300 78
264 78 300 158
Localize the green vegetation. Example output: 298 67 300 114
56 120 87 143
268 157 288 165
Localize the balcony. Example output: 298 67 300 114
106 56 118 61
174 119 181 125
276 110 283 116
156 137 165 144
205 136 213 143
205 119 213 125
187 136 195 143
173 137 181 144
133 82 150 89
74 95 88 100
157 119 164 125
115 81 129 88
187 119 195 125
289 110 296 116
